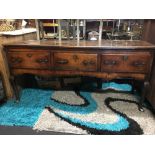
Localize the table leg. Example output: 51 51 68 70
97 78 102 89
131 80 135 94
60 77 65 88
10 76 20 103
139 81 149 112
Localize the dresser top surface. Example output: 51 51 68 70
3 40 155 49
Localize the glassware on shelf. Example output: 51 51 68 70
36 19 144 41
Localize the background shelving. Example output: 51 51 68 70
36 19 144 41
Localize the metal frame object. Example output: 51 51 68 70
35 19 144 41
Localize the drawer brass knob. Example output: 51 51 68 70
133 61 145 67
103 60 117 65
36 59 49 63
83 60 95 66
11 57 22 64
56 59 69 64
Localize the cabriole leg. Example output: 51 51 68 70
139 81 149 112
10 76 20 103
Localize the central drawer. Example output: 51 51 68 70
53 52 98 71
7 51 50 69
101 52 152 73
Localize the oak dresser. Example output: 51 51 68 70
3 40 155 111
0 31 37 98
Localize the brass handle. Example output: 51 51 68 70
103 60 117 65
11 57 22 64
133 61 145 67
56 59 69 64
36 58 49 64
83 60 95 66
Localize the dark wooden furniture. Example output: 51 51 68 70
142 20 155 109
0 31 37 98
3 40 155 111
0 71 6 104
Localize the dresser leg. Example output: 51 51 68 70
139 81 149 112
97 79 102 89
10 76 20 103
60 77 65 88
131 80 135 94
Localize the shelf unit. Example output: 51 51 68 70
35 19 144 41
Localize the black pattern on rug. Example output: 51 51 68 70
45 93 145 135
46 97 143 135
50 91 90 107
33 83 155 135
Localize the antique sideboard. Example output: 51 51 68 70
3 40 155 111
0 29 37 98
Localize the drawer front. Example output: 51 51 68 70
101 53 152 73
53 53 98 71
101 54 124 72
7 51 50 69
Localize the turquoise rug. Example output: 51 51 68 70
0 82 131 127
0 82 154 134
0 89 53 127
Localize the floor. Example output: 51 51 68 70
0 77 153 135
0 125 74 135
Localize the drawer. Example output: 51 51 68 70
53 52 98 71
101 53 152 73
7 51 50 69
